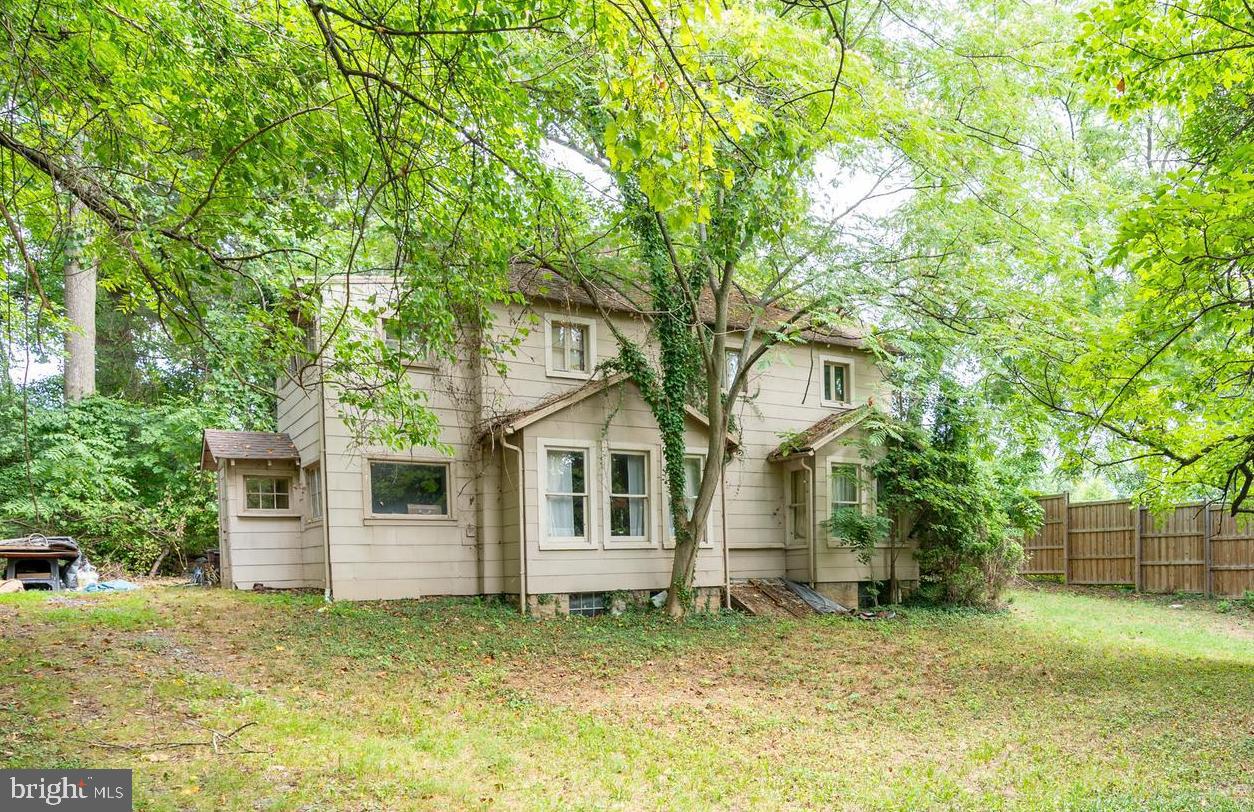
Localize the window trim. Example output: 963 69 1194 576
785 466 810 549
543 313 597 380
826 459 868 548
819 353 855 408
362 456 455 523
303 462 324 526
239 473 298 517
664 449 713 550
605 444 656 548
537 438 597 550
378 316 438 370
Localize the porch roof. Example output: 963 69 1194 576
201 430 300 471
767 405 872 462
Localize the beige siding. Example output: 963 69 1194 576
517 381 725 595
219 461 314 589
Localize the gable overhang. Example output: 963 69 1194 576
478 372 739 450
767 406 872 463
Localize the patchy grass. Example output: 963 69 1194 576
0 586 1249 811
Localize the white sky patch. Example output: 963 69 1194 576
8 350 60 385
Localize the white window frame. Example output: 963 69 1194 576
827 460 868 547
785 466 810 549
537 438 597 550
240 473 297 517
379 316 438 369
304 462 323 525
819 353 855 408
543 313 596 380
665 450 713 549
604 444 656 548
723 347 742 389
362 456 455 523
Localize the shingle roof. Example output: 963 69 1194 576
201 430 301 471
767 405 872 462
510 265 878 351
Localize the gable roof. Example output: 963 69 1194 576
767 405 872 462
201 430 300 471
477 372 739 449
510 265 879 351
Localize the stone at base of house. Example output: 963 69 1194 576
813 580 919 610
518 586 725 618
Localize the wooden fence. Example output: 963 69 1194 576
1022 494 1254 598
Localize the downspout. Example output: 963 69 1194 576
801 456 816 588
502 433 527 615
721 465 730 609
317 374 334 602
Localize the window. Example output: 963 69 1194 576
609 451 649 540
245 476 291 511
545 315 594 378
288 317 317 376
382 318 434 367
368 460 449 517
822 359 851 405
305 464 323 521
788 468 809 546
545 448 588 539
568 593 606 617
829 463 862 535
668 454 704 540
724 348 742 386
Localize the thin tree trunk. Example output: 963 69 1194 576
62 199 96 402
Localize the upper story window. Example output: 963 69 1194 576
544 314 595 379
820 355 854 407
382 318 435 368
545 447 589 539
724 348 742 387
244 475 291 512
609 451 649 541
367 460 449 518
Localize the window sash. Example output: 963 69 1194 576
245 477 291 511
306 466 323 520
382 318 432 365
550 322 589 373
824 362 848 403
830 463 861 507
368 461 449 517
609 451 648 539
545 449 588 539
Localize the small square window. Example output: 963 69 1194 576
568 592 606 617
368 461 449 517
245 476 291 511
823 361 850 405
545 315 595 378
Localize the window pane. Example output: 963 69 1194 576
546 449 585 493
831 464 859 504
245 477 289 510
611 453 645 495
569 324 587 371
825 363 847 402
725 349 741 382
547 495 585 537
610 496 645 537
683 456 702 500
550 322 566 369
369 462 448 515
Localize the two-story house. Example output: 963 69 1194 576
200 268 917 612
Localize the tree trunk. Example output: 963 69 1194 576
62 200 96 402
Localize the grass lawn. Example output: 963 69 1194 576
1 584 1250 811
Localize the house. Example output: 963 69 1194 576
200 269 917 612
